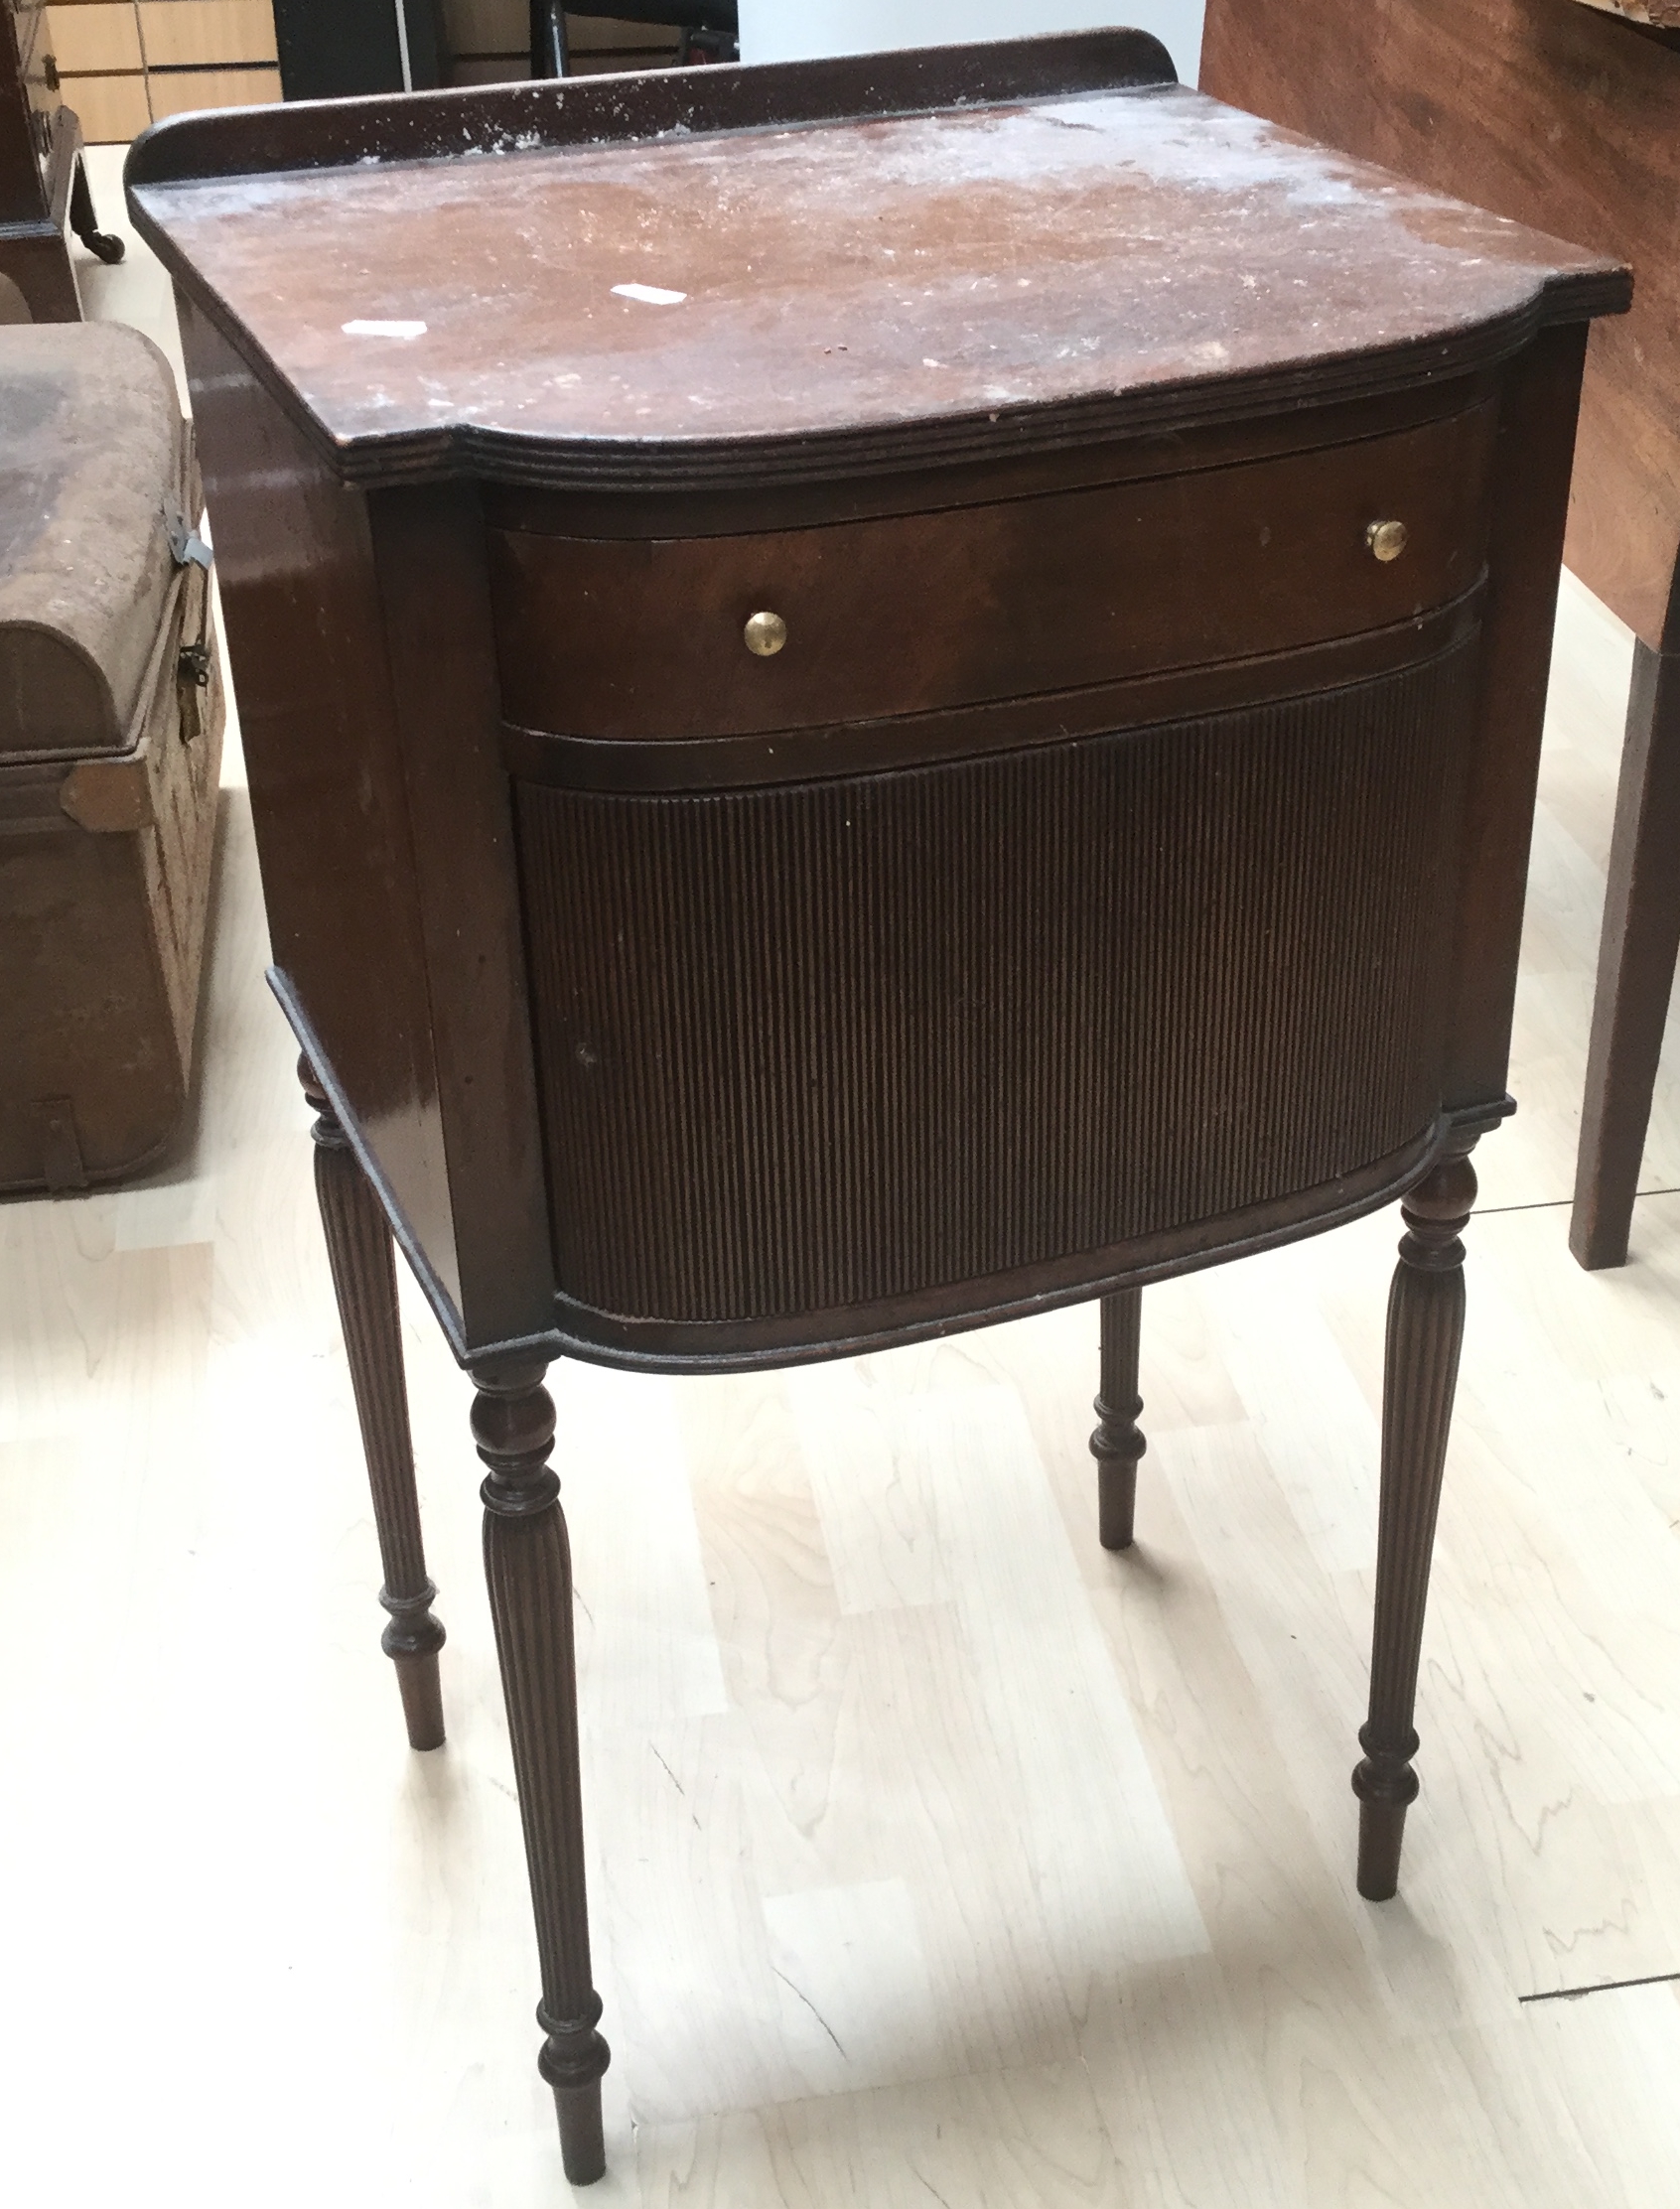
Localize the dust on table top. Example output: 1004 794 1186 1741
130 82 1627 483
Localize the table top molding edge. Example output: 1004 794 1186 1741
117 261 1628 498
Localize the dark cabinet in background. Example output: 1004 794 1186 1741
273 0 442 98
0 0 122 320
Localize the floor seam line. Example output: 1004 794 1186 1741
1519 1969 1680 2005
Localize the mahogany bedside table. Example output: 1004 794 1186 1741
124 33 1626 2182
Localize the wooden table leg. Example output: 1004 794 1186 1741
68 155 124 265
1571 631 1680 1270
1090 1288 1146 1551
301 1057 446 1751
1353 1137 1475 1900
474 1357 610 2184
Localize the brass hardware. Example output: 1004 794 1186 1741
1366 519 1408 564
744 610 787 657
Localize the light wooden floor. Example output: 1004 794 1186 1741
9 154 1680 2206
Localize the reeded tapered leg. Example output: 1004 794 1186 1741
1091 1288 1146 1550
475 1358 610 2184
301 1057 446 1750
1353 1140 1476 1901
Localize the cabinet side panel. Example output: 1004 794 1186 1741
1443 324 1590 1113
365 482 556 1350
178 297 460 1315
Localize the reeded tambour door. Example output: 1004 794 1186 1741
513 630 1479 1349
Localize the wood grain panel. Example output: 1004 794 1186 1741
568 14 677 49
44 4 141 73
144 62 277 114
173 295 463 1333
440 0 526 50
1201 0 1680 646
63 68 149 138
138 1 277 68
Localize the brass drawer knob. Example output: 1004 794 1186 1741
1366 518 1408 563
744 610 787 657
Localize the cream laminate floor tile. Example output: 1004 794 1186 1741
10 147 1680 2209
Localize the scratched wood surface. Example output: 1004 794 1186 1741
123 65 1623 483
1200 0 1680 646
8 151 1680 2207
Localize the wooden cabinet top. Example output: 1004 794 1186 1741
122 31 1626 493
